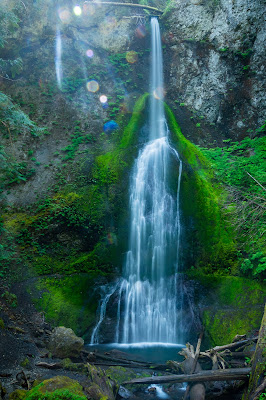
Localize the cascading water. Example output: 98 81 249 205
91 18 183 345
55 26 62 89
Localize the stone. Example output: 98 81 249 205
47 326 84 358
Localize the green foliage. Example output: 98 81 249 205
0 3 24 78
61 123 94 160
1 291 18 307
200 136 266 278
61 77 86 93
241 253 266 278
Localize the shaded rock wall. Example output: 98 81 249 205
163 0 265 143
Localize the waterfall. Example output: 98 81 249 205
55 26 62 89
90 18 183 345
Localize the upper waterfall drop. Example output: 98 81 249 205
150 17 165 140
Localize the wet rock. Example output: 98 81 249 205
118 385 132 399
47 326 84 358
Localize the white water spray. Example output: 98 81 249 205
55 26 63 89
91 18 183 345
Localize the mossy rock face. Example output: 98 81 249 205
25 376 86 400
188 271 266 346
9 389 27 400
34 273 99 337
165 104 236 270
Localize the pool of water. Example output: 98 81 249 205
86 342 184 364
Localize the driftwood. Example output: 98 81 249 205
207 336 258 353
35 362 62 369
86 1 163 14
123 367 251 385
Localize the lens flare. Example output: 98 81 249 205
58 8 71 23
86 49 94 58
87 80 99 92
135 25 146 38
83 3 95 15
73 6 82 16
126 51 138 64
104 120 119 133
153 87 164 100
100 95 108 104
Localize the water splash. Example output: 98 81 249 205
55 26 62 89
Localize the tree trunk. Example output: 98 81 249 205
242 305 266 400
88 2 163 14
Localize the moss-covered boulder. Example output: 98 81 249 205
47 327 84 358
24 376 86 400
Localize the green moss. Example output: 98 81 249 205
165 104 236 270
62 358 87 373
0 318 5 329
188 272 266 345
20 357 30 368
9 389 27 400
25 376 86 400
203 307 262 346
35 273 98 336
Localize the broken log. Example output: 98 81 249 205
184 332 205 400
123 367 251 385
86 1 163 15
35 362 62 369
207 337 258 353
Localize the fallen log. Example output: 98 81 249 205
86 1 163 15
123 367 251 385
207 337 258 353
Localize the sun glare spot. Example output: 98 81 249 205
58 8 71 23
135 25 146 38
100 95 108 104
126 51 138 64
87 80 99 92
73 6 82 16
153 87 164 100
86 49 94 58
